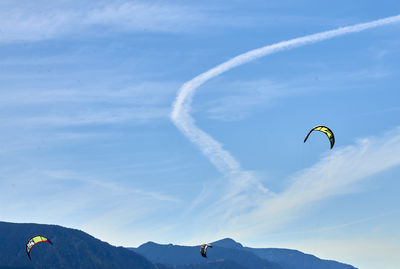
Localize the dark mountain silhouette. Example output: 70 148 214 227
0 221 357 269
133 238 357 269
247 247 354 269
157 259 248 269
216 238 356 269
0 267 34 269
0 221 157 269
133 241 281 268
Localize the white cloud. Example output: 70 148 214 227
188 127 400 242
170 15 400 244
0 1 342 43
0 168 180 246
0 1 200 42
196 65 393 121
171 13 400 177
0 81 179 131
0 81 179 105
4 107 168 126
85 1 204 33
0 0 275 43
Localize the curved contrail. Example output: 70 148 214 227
171 14 400 177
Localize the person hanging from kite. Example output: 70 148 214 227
200 243 212 258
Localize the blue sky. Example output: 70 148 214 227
1 1 400 268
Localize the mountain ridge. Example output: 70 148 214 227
133 237 357 269
0 221 157 269
0 221 357 269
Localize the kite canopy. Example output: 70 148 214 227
304 125 335 149
200 243 212 258
26 235 53 260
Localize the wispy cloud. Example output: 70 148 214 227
85 2 205 33
0 167 179 245
0 80 178 104
225 128 400 235
194 67 390 121
0 1 346 43
171 14 400 243
0 107 168 127
171 13 400 174
181 128 400 245
0 81 179 130
0 1 202 42
194 79 291 121
0 1 277 43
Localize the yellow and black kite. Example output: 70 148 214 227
304 126 335 149
26 235 53 260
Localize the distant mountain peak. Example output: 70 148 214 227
211 238 243 249
140 241 162 248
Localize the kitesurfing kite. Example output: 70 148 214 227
26 235 53 260
200 243 212 258
304 125 335 149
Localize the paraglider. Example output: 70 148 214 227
200 243 212 258
304 126 335 149
26 235 53 260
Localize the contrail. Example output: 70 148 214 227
171 14 400 176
